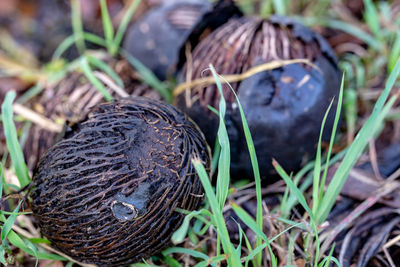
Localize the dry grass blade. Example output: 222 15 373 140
93 71 129 97
173 59 319 96
12 103 63 133
0 30 39 67
0 53 45 82
384 233 400 249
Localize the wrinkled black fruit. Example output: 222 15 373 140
123 0 241 80
31 97 210 266
176 16 341 179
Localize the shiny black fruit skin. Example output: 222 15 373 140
177 16 341 179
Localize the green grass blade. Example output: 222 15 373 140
273 160 315 221
121 50 172 102
172 209 211 244
25 240 38 267
235 223 243 256
7 230 66 261
71 0 86 54
83 32 107 47
344 88 357 142
0 245 5 265
300 18 382 50
363 0 381 39
218 74 263 265
388 32 400 72
52 35 75 60
163 247 210 262
238 221 305 264
80 56 113 101
133 262 158 267
373 95 397 139
319 76 344 200
16 84 44 104
320 244 337 267
281 160 314 218
273 0 286 15
273 157 321 264
100 0 115 52
1 201 22 245
87 55 124 87
1 92 30 187
161 252 183 267
111 0 141 56
311 98 334 215
324 20 382 50
192 159 241 267
312 0 331 17
1 161 5 199
0 211 31 216
209 66 230 211
240 226 256 266
211 139 221 176
27 238 51 245
231 203 277 266
316 57 400 223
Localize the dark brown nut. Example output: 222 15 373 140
31 97 210 266
21 59 162 170
123 0 241 80
176 16 341 179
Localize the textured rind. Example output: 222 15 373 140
31 97 210 266
23 68 161 171
176 16 341 179
268 15 338 66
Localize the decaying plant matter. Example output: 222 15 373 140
177 15 341 179
31 97 210 266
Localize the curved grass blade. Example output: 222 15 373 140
100 0 115 51
209 66 230 211
316 57 400 223
111 0 141 56
71 0 85 54
1 201 22 247
87 55 124 87
121 50 172 102
1 91 30 187
80 56 113 101
231 203 277 266
52 35 75 60
192 159 241 267
215 73 263 265
6 230 65 261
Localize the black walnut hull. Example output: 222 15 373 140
22 60 161 171
31 97 210 266
176 15 341 179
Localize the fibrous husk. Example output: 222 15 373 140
22 59 162 170
176 15 341 179
31 97 210 266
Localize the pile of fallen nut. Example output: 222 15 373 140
3 0 346 266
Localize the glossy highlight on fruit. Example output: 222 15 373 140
177 15 341 179
31 97 210 266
